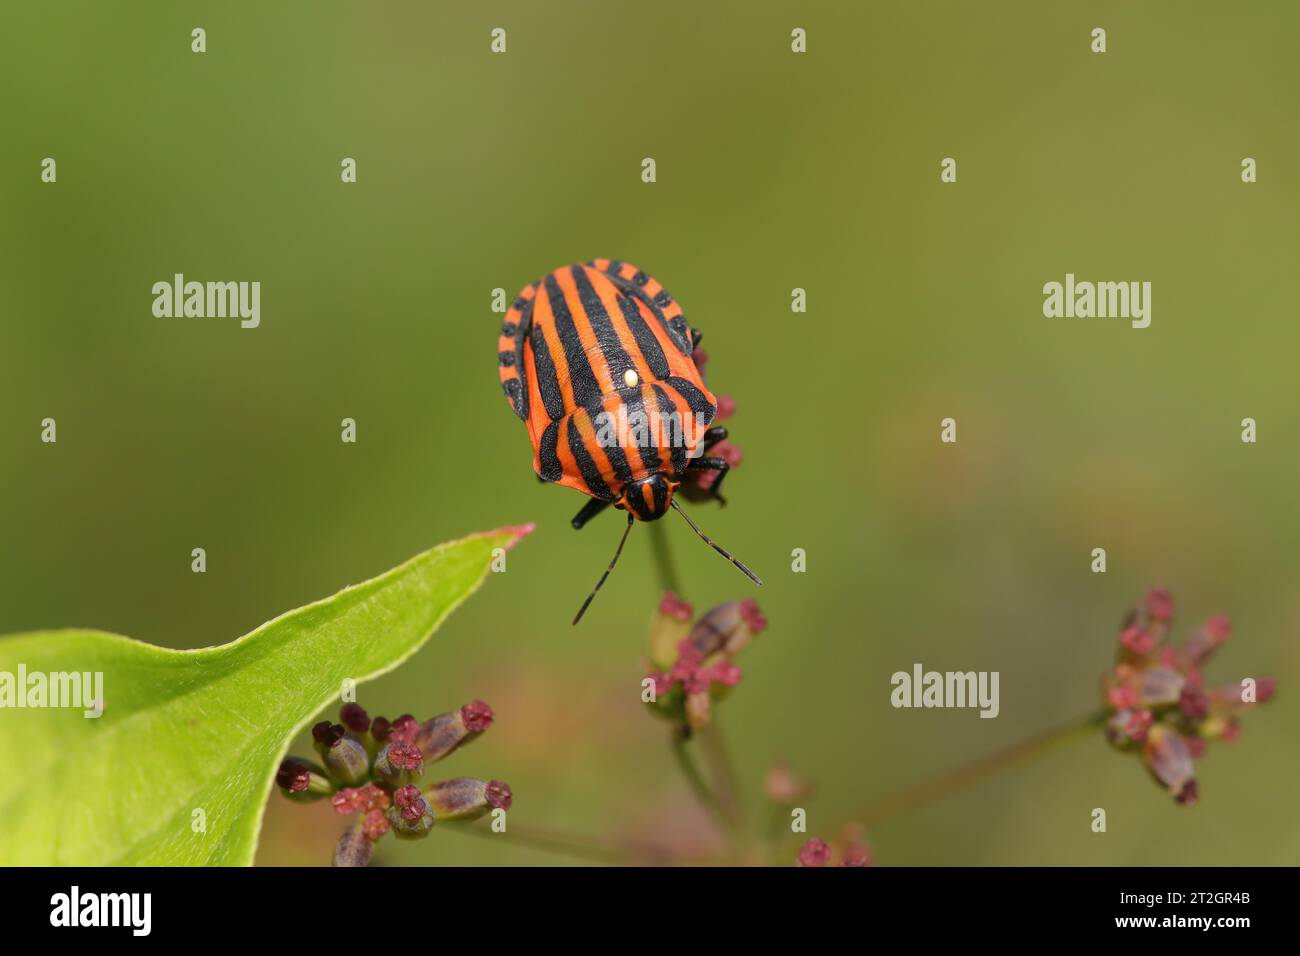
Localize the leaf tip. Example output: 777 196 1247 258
496 523 536 550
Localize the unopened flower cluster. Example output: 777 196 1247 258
644 594 767 734
797 828 873 868
1101 589 1276 804
276 700 511 866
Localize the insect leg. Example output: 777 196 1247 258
701 425 728 452
571 497 612 530
686 455 732 504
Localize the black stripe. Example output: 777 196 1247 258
608 273 691 355
651 476 667 515
652 384 687 475
622 388 660 474
570 265 635 387
613 290 670 379
544 274 603 409
512 296 529 311
538 420 562 482
632 270 649 286
502 378 523 415
530 322 566 421
502 296 534 420
607 259 624 276
515 298 533 419
665 376 716 427
567 416 613 500
652 290 672 308
585 399 634 486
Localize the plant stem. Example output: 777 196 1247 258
648 521 682 596
701 719 742 825
852 709 1109 828
671 733 736 837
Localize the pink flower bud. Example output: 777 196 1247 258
1107 685 1139 710
1178 686 1209 719
486 780 513 811
461 700 494 732
659 592 693 621
841 846 873 867
362 809 389 842
394 785 425 821
330 783 389 816
1121 627 1156 656
764 760 813 805
797 838 831 867
277 758 334 801
1145 589 1175 621
1125 709 1154 743
389 714 419 745
385 789 435 838
373 741 424 785
312 721 345 747
707 661 743 688
339 703 370 735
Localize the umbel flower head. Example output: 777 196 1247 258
644 593 767 734
277 700 511 866
1101 589 1276 804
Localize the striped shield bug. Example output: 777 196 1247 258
497 259 761 623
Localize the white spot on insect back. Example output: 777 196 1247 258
624 369 639 388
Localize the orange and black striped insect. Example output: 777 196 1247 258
497 259 761 623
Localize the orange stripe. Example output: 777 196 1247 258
589 268 656 385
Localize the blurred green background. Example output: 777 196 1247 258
2 1 1296 866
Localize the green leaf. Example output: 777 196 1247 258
0 524 532 866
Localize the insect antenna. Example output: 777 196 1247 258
572 513 636 625
669 498 763 586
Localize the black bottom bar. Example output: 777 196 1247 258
0 866 1282 940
